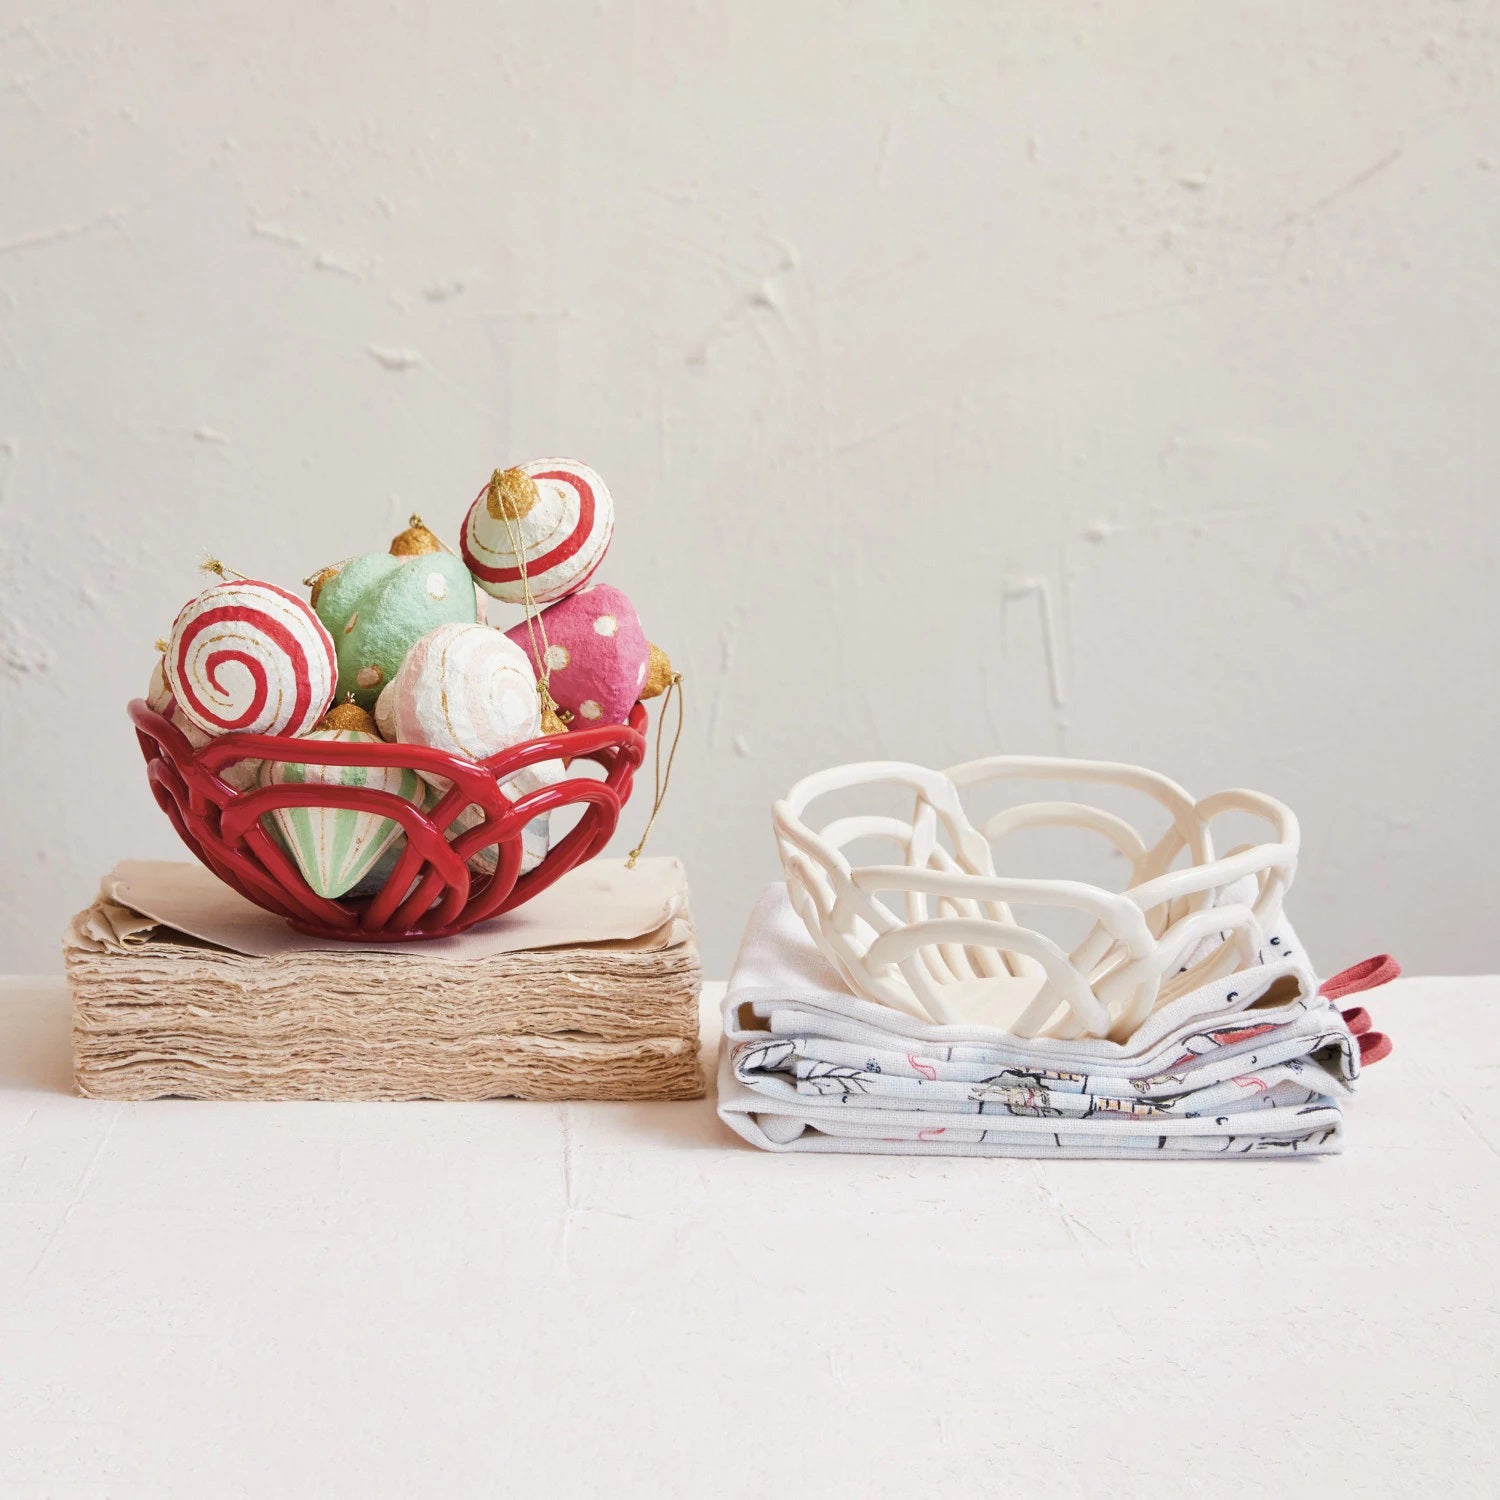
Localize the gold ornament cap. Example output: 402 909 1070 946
641 644 674 700
486 466 540 522
391 516 443 557
306 564 342 608
538 682 571 738
318 699 379 736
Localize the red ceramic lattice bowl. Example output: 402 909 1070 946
129 698 647 941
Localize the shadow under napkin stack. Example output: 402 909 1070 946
67 858 702 1102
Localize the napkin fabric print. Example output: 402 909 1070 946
717 883 1386 1161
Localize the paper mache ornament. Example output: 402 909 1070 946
374 621 540 761
257 701 429 900
148 656 205 743
390 515 490 622
342 760 555 895
165 579 336 739
452 756 565 878
375 620 556 881
506 583 672 727
461 460 614 605
147 656 260 791
311 530 478 709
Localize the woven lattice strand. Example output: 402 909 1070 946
772 756 1298 1040
130 699 646 941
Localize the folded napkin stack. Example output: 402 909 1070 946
68 858 702 1102
719 885 1387 1159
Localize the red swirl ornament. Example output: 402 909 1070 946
166 580 337 738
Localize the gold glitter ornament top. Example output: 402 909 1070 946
317 699 380 736
641 643 674 700
538 681 571 738
390 519 443 557
485 467 540 522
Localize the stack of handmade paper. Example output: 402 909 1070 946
68 858 701 1102
719 885 1390 1159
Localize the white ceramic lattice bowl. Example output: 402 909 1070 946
772 756 1299 1040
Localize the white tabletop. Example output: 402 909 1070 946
2 975 1496 1498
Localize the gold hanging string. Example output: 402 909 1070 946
626 671 685 869
492 472 551 673
200 557 251 581
488 468 570 730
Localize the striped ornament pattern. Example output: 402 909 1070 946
147 656 208 747
457 755 565 877
166 580 337 738
259 730 428 899
461 458 614 604
147 656 262 791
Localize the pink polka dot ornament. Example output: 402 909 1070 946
505 584 656 728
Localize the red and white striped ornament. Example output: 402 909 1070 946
165 580 336 738
146 656 263 790
460 459 614 605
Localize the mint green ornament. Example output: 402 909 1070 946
259 730 430 899
314 550 477 709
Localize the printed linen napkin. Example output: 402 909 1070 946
718 885 1363 1159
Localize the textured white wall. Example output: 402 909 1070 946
2 1 1496 977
